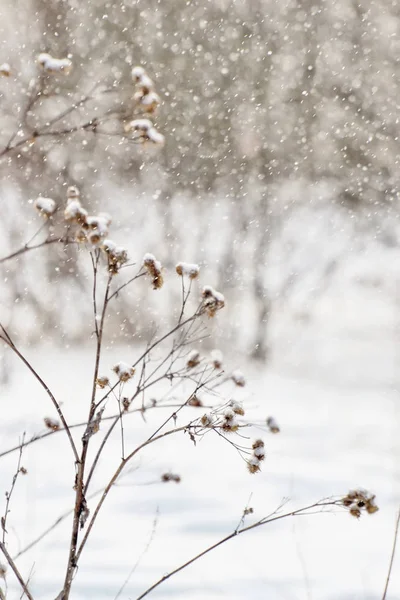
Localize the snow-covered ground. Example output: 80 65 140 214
1 322 400 600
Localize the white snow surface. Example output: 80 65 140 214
1 331 400 600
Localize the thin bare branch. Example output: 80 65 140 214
382 506 400 600
0 542 34 600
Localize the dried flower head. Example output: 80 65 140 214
187 350 200 369
161 473 181 483
342 488 379 517
201 285 225 317
0 563 6 580
67 185 80 199
81 215 110 246
0 63 11 77
210 349 223 369
143 253 164 289
122 397 131 412
266 416 280 434
19 466 28 475
44 417 60 431
176 262 200 279
96 376 109 389
229 399 245 416
125 119 165 145
252 439 266 460
102 239 128 275
64 198 88 225
131 65 146 83
222 409 239 433
38 53 72 74
133 89 160 114
201 413 214 427
34 196 56 218
188 394 203 407
247 456 261 474
231 370 245 387
113 361 135 382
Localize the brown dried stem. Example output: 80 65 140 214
0 542 34 600
382 506 400 600
135 499 341 600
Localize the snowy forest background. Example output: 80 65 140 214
1 0 400 599
2 0 400 358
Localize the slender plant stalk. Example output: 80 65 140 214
382 507 400 600
0 542 34 600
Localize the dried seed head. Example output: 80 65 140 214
131 65 146 83
96 376 109 389
64 199 88 225
201 285 225 317
187 350 200 369
113 361 135 382
0 563 6 580
231 370 245 387
188 394 203 407
222 409 239 433
67 185 80 199
342 489 379 517
19 466 28 475
175 262 200 279
229 399 245 416
143 253 164 289
122 397 131 412
161 473 181 483
247 457 261 474
102 239 128 275
266 416 280 434
210 349 223 369
44 417 60 431
200 413 214 427
34 196 56 218
38 53 72 74
0 63 11 77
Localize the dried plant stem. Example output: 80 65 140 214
76 425 188 563
0 237 75 265
135 499 339 600
0 328 79 462
2 434 25 544
382 506 400 600
0 542 34 600
62 274 112 600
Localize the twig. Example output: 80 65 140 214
135 499 340 600
382 506 400 600
0 330 79 462
0 542 34 600
0 237 75 265
2 434 25 544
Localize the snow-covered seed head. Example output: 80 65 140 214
125 118 153 134
113 362 135 382
266 416 280 433
201 286 225 317
247 456 261 474
131 65 146 82
44 417 60 431
96 376 109 389
81 215 110 246
64 199 88 226
342 489 379 517
176 262 200 280
0 63 11 77
210 349 223 369
229 399 245 416
102 240 128 275
231 370 245 387
222 409 239 433
67 185 80 199
38 53 72 74
34 196 56 218
187 350 200 369
133 89 160 114
143 253 164 289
